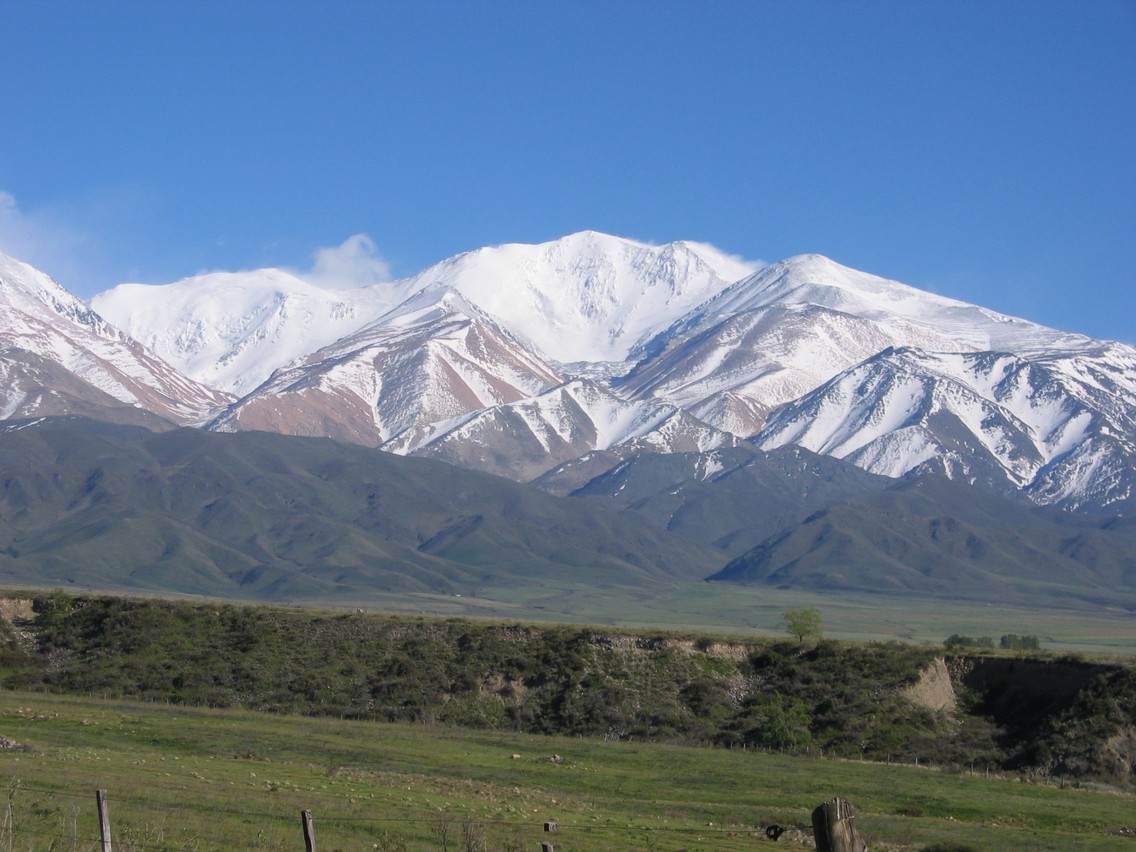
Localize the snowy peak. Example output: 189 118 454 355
209 284 564 448
1 252 115 337
398 231 759 366
755 345 1136 511
0 253 231 425
6 235 1135 516
90 232 757 392
621 251 1102 442
92 267 417 396
683 253 1090 353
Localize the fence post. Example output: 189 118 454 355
95 789 112 852
811 796 866 852
301 809 316 852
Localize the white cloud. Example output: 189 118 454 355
683 239 767 281
0 190 89 286
301 233 392 289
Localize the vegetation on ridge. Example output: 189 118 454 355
2 593 1134 789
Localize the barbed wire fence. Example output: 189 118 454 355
0 781 780 851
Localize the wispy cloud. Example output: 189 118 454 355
0 191 90 285
300 233 393 289
682 240 766 280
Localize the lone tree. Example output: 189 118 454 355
782 607 822 644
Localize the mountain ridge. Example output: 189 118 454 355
5 233 1136 517
8 236 1136 616
3 416 1134 611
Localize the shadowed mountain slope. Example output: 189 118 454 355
538 444 891 556
709 474 1136 607
0 418 722 601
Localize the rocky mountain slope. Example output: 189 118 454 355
756 344 1136 513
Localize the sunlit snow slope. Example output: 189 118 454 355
92 269 418 396
1 253 231 425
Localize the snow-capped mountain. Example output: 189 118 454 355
106 232 760 476
755 344 1136 512
670 253 1091 353
0 253 231 426
393 231 758 369
92 268 419 397
94 232 757 396
382 377 738 481
618 254 1100 436
208 287 565 447
4 232 1135 516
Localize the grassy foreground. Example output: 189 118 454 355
0 691 1133 851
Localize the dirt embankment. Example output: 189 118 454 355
902 656 956 712
0 598 33 623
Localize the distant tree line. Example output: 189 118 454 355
944 633 1040 650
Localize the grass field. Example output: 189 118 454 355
0 690 1133 851
327 580 1136 656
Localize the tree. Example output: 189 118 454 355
1000 634 1040 652
782 608 822 644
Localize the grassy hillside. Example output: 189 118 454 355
710 475 1136 608
0 418 721 600
5 418 1136 621
538 444 891 555
540 444 1136 613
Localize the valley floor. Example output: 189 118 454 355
266 581 1136 657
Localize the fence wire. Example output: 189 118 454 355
0 782 776 851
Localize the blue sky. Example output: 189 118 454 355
1 1 1134 343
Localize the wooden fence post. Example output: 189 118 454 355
301 809 316 852
811 796 867 852
95 789 112 852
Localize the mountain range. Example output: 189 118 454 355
2 233 1135 610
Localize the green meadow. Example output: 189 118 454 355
0 691 1133 851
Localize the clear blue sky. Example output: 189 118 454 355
1 1 1134 343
